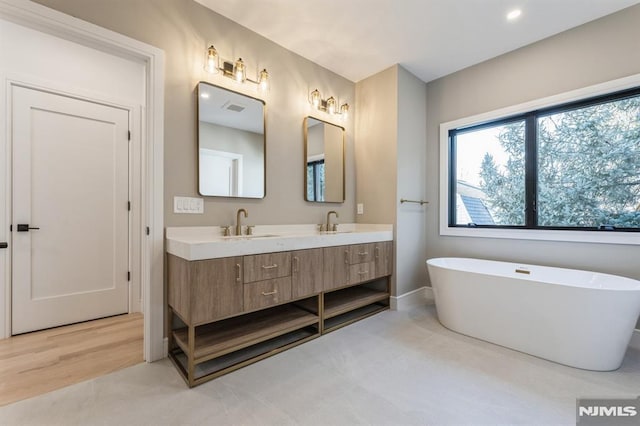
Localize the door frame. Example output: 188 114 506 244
0 0 165 361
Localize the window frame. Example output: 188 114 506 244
439 73 640 245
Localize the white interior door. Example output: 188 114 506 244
11 85 130 335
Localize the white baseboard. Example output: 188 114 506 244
629 329 640 351
390 286 434 311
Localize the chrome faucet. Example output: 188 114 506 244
326 210 338 232
236 208 248 236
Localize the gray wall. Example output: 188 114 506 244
355 65 398 293
323 123 344 202
355 66 398 225
425 5 640 325
396 66 428 296
355 65 429 297
33 0 356 226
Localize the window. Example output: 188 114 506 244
448 87 640 232
306 159 325 201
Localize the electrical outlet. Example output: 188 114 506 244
357 203 364 215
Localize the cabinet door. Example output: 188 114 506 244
292 248 323 299
322 246 349 291
374 241 393 278
244 252 291 283
192 256 243 324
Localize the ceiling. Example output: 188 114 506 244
195 0 640 83
199 83 264 134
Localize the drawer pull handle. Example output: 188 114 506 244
358 270 369 275
344 250 349 264
261 264 278 270
262 289 278 296
358 251 369 256
235 264 241 282
293 256 299 273
375 246 380 259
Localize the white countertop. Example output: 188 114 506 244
166 223 393 261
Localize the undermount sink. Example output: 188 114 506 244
320 230 353 234
220 234 280 240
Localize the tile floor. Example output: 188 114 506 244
1 304 638 425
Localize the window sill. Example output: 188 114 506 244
440 226 640 246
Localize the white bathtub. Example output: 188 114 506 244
426 257 640 371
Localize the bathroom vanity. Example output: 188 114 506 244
166 224 393 386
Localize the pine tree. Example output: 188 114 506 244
479 97 640 228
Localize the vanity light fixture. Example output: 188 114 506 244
233 58 246 82
204 44 270 93
205 45 219 74
308 88 350 120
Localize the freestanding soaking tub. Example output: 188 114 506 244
426 257 640 371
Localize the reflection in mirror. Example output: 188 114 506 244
198 82 265 198
304 117 345 203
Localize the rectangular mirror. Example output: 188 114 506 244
304 117 345 203
198 82 265 198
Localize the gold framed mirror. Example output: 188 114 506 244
304 117 345 203
197 82 266 198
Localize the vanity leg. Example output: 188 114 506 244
167 307 175 352
187 325 196 387
318 293 325 334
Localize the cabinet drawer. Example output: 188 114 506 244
243 252 291 283
349 261 375 284
243 277 292 311
348 243 375 264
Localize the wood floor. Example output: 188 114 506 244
0 313 143 407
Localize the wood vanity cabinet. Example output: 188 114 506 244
167 254 243 325
167 240 392 387
320 241 393 333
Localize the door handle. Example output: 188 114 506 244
16 224 40 232
0 242 7 249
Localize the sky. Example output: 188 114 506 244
456 125 514 187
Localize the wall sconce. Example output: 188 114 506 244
309 88 349 120
205 44 270 93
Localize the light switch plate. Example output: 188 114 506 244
357 203 364 215
174 196 204 214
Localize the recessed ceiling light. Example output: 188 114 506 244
200 93 210 99
507 9 522 21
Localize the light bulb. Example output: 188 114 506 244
326 96 336 114
205 45 218 74
507 9 521 20
234 58 246 82
340 103 349 120
258 69 269 92
310 89 321 109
